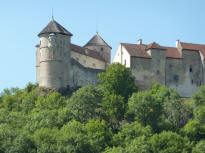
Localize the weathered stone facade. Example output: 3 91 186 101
114 40 205 97
36 19 111 89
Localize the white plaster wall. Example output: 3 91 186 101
71 51 105 70
113 44 130 67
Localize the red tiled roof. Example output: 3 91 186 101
121 43 151 58
71 44 105 62
121 43 182 59
163 46 182 59
146 42 166 50
180 42 205 57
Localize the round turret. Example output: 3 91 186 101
36 20 72 89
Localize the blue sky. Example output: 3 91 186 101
0 0 205 91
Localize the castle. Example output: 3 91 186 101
113 39 205 97
36 19 111 89
36 19 205 97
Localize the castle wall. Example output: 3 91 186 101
70 59 104 87
167 50 203 97
130 57 153 90
130 49 166 90
85 45 111 64
71 51 105 70
150 49 166 85
165 58 184 95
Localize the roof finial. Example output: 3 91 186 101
52 8 54 21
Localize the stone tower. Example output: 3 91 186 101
36 19 73 89
84 32 112 64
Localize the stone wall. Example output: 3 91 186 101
131 57 153 90
70 58 104 87
71 51 106 70
85 45 111 64
168 50 203 97
37 33 71 89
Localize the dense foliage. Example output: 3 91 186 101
0 63 204 153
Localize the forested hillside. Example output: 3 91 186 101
0 63 205 153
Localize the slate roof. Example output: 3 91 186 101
84 33 112 49
71 44 105 62
180 42 205 57
38 20 73 36
122 43 151 58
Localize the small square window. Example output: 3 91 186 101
101 48 104 51
173 75 179 82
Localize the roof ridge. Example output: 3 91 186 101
180 41 205 47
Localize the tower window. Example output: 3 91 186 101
101 48 104 51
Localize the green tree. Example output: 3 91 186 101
194 105 205 124
84 119 112 153
152 84 192 129
99 63 136 101
102 94 125 127
103 147 125 153
112 121 152 147
149 131 188 153
192 86 205 107
182 120 205 141
125 136 151 153
128 91 163 131
58 120 90 153
33 128 59 153
192 140 205 153
67 86 103 122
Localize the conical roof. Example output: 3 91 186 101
38 19 73 36
84 33 111 49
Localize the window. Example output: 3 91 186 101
50 38 56 43
173 75 179 83
189 65 193 72
101 48 104 51
169 64 172 70
200 81 202 86
124 59 126 65
156 70 160 75
191 80 194 85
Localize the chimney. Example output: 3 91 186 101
176 40 180 48
137 39 142 45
